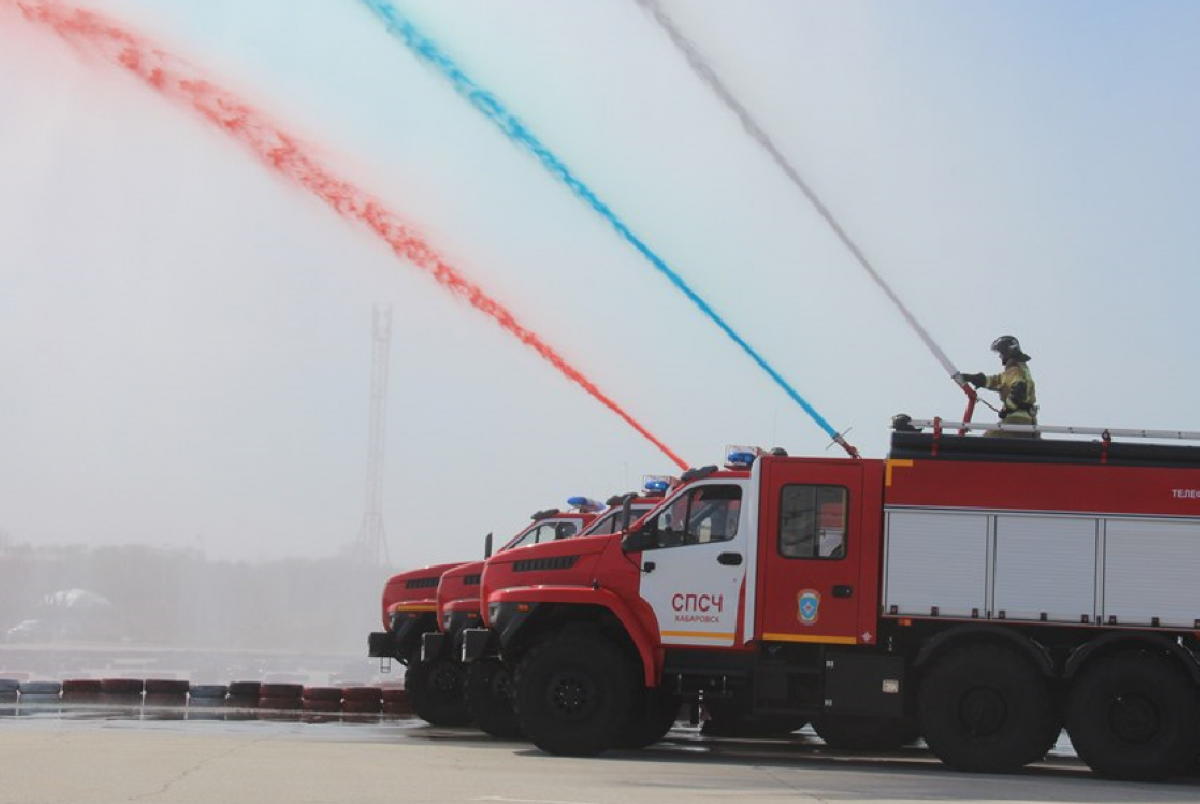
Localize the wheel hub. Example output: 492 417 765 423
430 662 461 695
490 668 513 700
958 686 1008 737
1107 693 1160 745
549 671 594 716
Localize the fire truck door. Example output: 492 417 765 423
638 480 748 647
757 461 866 646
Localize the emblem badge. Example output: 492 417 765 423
797 589 821 626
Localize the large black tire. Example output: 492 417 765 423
614 688 680 749
406 658 472 727
814 714 919 750
514 632 638 756
918 643 1059 773
1067 652 1200 781
465 659 522 739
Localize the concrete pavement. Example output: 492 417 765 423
0 715 1195 804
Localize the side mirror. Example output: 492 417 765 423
621 524 656 553
483 532 493 559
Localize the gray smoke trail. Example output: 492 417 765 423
636 0 959 377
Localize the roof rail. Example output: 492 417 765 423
907 420 1200 442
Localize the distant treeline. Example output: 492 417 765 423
0 543 394 655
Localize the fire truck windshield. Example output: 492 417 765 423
503 520 579 551
581 503 657 536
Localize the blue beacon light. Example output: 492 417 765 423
726 451 756 469
568 496 602 513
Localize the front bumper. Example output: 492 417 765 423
461 628 496 662
368 631 395 658
461 602 539 661
421 631 446 662
370 610 437 661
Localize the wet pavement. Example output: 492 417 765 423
0 706 1196 803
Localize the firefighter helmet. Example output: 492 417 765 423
990 335 1030 362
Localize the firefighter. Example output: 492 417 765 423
953 336 1038 438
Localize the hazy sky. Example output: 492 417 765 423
1 0 1197 568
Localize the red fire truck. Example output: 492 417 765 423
463 426 1200 780
425 486 669 737
368 503 600 725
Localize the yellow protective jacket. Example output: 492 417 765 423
984 360 1037 423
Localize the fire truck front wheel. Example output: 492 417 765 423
918 643 1059 773
465 659 522 739
614 688 681 749
405 658 473 727
514 632 638 756
1067 652 1200 781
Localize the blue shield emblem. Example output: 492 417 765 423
797 589 821 626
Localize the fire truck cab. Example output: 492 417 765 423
466 429 1200 779
431 485 669 737
372 503 600 726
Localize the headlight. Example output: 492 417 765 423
488 602 501 623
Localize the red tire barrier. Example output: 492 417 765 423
302 698 341 713
145 679 190 695
342 699 383 715
381 688 411 716
145 694 188 708
227 681 262 698
302 687 342 702
342 686 383 703
258 697 303 711
100 678 144 695
384 691 412 720
62 679 103 704
259 683 303 699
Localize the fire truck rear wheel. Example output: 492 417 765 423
514 632 637 756
405 658 472 727
918 643 1058 773
464 659 522 739
1067 652 1200 781
813 714 919 751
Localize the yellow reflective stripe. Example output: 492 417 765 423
389 604 437 613
763 633 857 645
885 459 913 486
660 631 735 640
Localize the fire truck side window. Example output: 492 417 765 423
779 485 847 560
647 485 742 548
585 511 618 535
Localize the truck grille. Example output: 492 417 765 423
512 556 579 573
405 577 440 590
